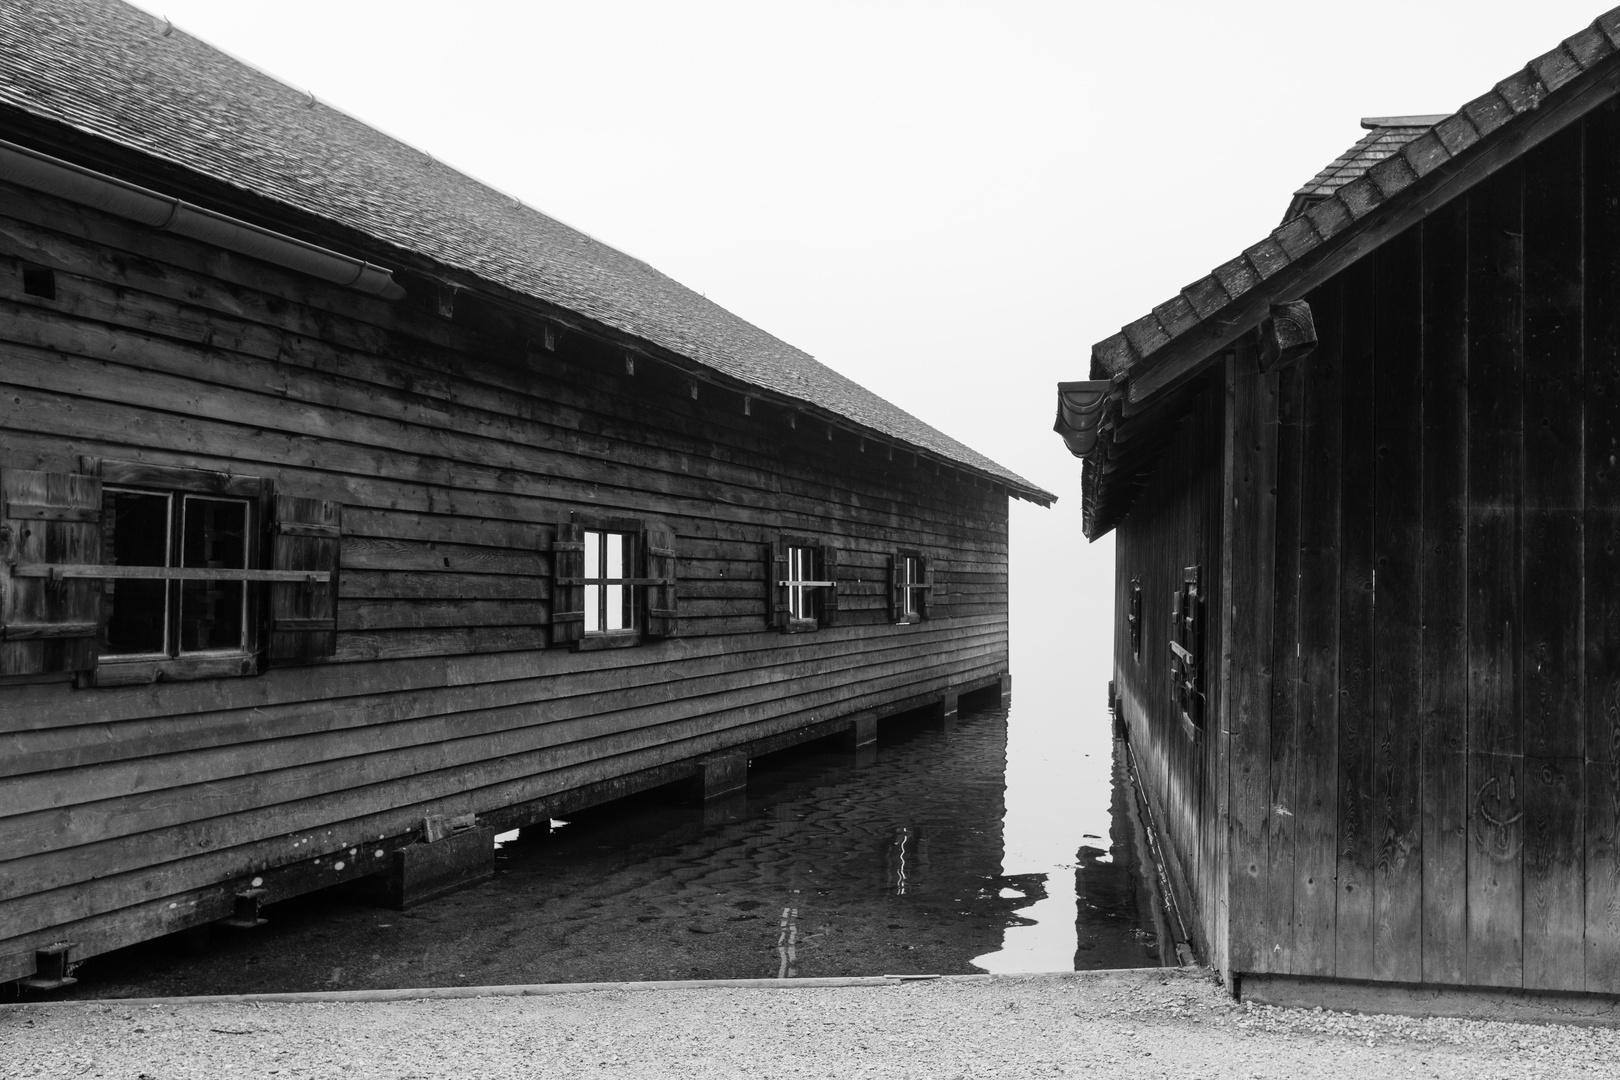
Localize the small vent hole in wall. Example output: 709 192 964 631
22 265 55 299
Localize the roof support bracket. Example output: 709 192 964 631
1256 300 1318 374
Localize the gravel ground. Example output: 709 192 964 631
3 968 1616 1079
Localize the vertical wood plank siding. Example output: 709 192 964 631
1112 375 1226 969
0 179 1012 980
1584 98 1620 994
1116 102 1620 994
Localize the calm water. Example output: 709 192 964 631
62 688 1179 997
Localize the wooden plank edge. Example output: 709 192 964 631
1238 972 1620 1026
2 968 1189 1008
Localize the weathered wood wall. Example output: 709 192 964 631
1225 101 1620 994
1111 373 1227 972
0 171 1012 982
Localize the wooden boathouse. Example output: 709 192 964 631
0 0 1050 989
1056 10 1620 1012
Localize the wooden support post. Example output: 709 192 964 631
998 672 1012 707
941 692 960 723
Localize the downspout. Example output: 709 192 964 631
0 136 405 300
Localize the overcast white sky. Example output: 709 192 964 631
131 0 1612 709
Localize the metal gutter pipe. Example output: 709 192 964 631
0 136 405 300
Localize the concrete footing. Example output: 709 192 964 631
363 827 495 910
696 752 748 801
843 716 878 749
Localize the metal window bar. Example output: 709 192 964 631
12 564 329 583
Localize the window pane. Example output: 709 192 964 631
102 489 170 656
180 497 248 653
584 530 601 581
605 532 624 580
584 584 601 633
605 584 624 630
788 546 806 620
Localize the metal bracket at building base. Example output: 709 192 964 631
18 942 78 990
219 887 269 929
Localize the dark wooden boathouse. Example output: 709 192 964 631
1056 10 1620 1012
0 0 1050 989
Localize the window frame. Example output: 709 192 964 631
91 461 269 686
892 550 927 625
580 524 640 647
100 486 256 662
772 534 836 633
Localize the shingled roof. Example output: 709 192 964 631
1282 115 1449 221
1059 6 1620 538
0 0 1052 505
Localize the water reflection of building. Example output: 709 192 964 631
1071 738 1179 969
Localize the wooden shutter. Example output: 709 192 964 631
768 538 788 630
889 550 903 622
269 496 341 663
551 521 585 645
644 524 679 638
0 469 102 676
917 555 932 620
1128 576 1143 660
1169 565 1205 734
819 544 839 627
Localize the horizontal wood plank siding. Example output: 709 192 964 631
0 175 1012 980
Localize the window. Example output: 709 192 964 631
770 537 838 632
551 516 679 648
890 551 929 624
101 488 252 659
1169 565 1205 739
785 545 816 620
583 528 636 635
0 464 341 685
